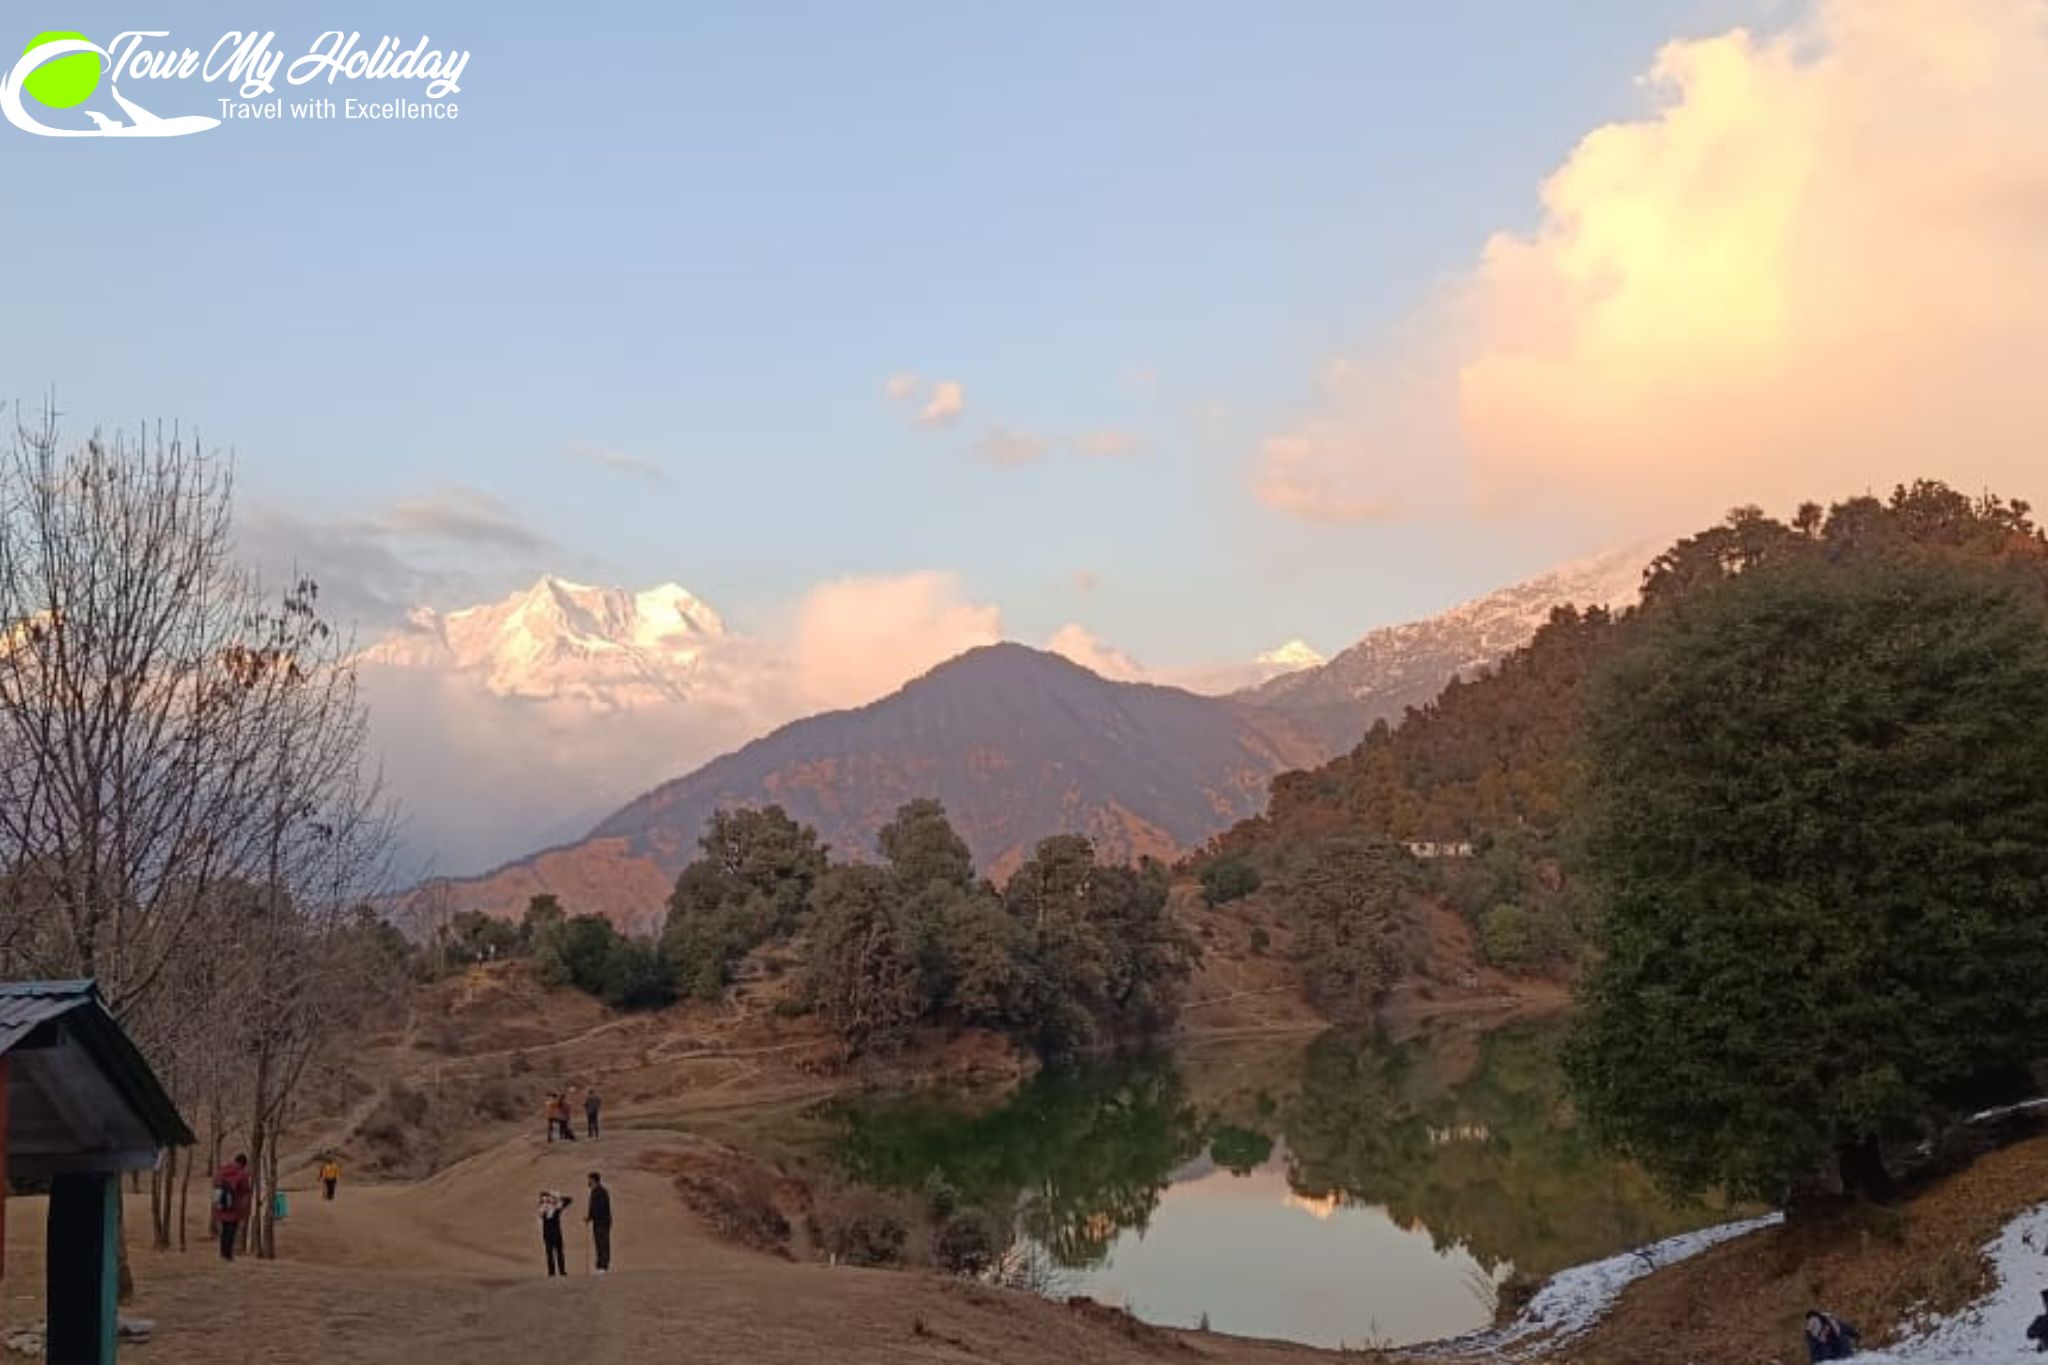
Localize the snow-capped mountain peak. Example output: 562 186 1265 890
1255 638 1326 676
361 575 733 707
1243 543 1653 747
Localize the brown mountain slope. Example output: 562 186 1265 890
419 643 1327 926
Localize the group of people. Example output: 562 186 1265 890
538 1171 614 1276
545 1086 601 1142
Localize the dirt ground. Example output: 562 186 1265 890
1 1125 1331 1365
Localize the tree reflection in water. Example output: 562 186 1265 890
814 1019 1729 1281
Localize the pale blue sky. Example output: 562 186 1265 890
2 0 1774 668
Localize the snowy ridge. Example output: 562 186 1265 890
1416 1213 1783 1360
1243 543 1654 740
360 574 737 709
1862 1203 2048 1363
1408 1199 2048 1363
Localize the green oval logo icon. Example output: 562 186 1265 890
22 30 100 109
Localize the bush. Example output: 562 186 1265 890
1479 903 1531 967
922 1169 959 1221
817 1192 911 1266
600 936 678 1010
933 1210 999 1277
1199 856 1261 906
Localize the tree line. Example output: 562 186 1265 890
420 798 1199 1061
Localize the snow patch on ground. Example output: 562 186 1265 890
1857 1202 2048 1364
1416 1213 1784 1360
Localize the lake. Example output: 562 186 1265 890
804 1017 1735 1349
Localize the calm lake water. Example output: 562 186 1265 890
806 1018 1732 1349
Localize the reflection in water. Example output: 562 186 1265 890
812 1019 1731 1349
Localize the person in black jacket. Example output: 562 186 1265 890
2026 1288 2048 1352
1804 1309 1859 1361
586 1171 614 1274
538 1190 574 1277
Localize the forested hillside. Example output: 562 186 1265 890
1197 482 2048 975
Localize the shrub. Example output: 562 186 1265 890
1199 856 1261 906
922 1169 959 1221
933 1210 999 1277
817 1191 911 1266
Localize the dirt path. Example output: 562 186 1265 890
2 1123 1335 1365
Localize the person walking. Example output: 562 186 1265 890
538 1189 575 1277
585 1171 613 1274
212 1153 254 1261
319 1155 342 1201
583 1087 602 1140
544 1094 558 1143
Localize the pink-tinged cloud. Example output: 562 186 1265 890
920 379 966 426
792 571 1001 709
973 425 1051 465
1046 623 1147 682
1074 427 1143 458
1260 0 2048 527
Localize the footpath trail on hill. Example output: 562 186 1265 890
0 1126 1329 1365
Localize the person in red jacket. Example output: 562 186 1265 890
212 1153 254 1261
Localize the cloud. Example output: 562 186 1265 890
791 571 1003 710
1074 428 1143 458
565 442 668 485
382 486 551 552
920 379 966 426
973 425 1053 466
238 484 555 635
239 504 452 635
883 370 922 402
1258 0 2048 527
1047 624 1148 682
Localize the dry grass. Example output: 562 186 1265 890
1552 1128 2048 1365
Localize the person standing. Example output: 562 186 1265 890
585 1171 613 1274
538 1190 575 1277
583 1088 602 1139
212 1153 254 1261
319 1155 342 1201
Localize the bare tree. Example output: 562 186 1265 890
0 407 396 1262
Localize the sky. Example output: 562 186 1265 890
4 0 2045 683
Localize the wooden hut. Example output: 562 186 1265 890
0 980 192 1365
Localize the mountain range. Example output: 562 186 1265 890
363 576 738 709
384 548 1650 926
1242 544 1650 749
